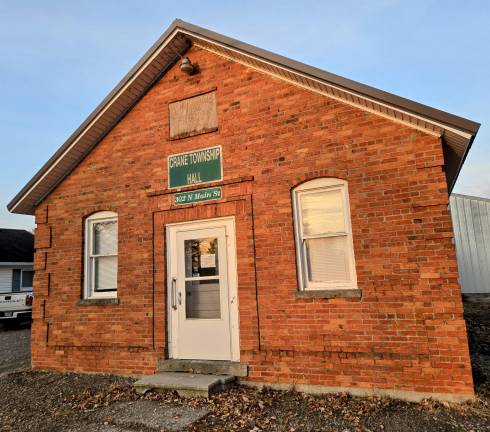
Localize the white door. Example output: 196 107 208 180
167 218 239 361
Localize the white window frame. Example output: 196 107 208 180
292 178 357 291
20 269 34 291
84 211 118 299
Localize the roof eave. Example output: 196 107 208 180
448 129 478 194
175 20 481 135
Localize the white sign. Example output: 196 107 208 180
200 254 216 268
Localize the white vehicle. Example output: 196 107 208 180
0 291 33 322
0 229 34 326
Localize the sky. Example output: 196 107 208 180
1 1 489 231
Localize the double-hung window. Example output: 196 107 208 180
292 178 357 291
84 211 118 299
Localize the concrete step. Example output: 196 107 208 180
134 372 236 398
158 359 248 377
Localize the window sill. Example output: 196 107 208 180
78 298 120 306
296 289 362 299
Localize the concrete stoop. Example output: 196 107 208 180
134 372 236 398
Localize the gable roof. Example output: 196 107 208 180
8 19 480 215
0 229 34 263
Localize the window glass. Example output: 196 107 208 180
184 237 219 277
305 237 350 283
93 221 117 255
300 189 345 236
21 270 34 288
185 279 221 319
94 256 117 291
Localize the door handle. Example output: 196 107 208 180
171 277 177 310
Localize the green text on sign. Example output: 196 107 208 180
173 187 222 205
168 146 222 189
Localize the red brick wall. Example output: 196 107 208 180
32 46 473 397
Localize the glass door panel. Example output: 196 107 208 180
183 237 221 319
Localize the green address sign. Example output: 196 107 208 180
173 187 222 205
168 146 222 189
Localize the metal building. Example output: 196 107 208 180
450 193 490 294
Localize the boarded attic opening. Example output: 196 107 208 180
169 91 218 139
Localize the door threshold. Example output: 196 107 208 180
158 359 248 377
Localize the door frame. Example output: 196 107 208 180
166 216 240 361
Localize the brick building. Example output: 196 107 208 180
8 20 480 402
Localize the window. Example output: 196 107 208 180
10 269 33 293
21 270 34 291
292 178 357 291
84 211 118 299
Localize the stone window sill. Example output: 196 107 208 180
296 289 362 299
78 298 120 306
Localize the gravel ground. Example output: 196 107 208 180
0 323 30 373
464 299 490 388
0 301 488 431
0 372 488 432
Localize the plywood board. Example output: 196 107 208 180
169 91 217 139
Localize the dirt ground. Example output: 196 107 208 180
0 301 488 432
